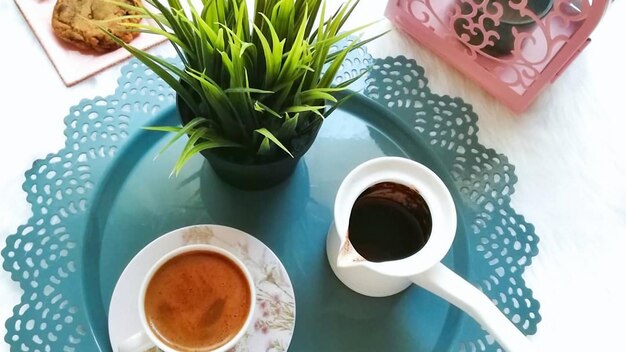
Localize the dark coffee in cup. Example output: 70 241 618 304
348 182 432 262
143 250 252 351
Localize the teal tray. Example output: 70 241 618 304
2 48 540 351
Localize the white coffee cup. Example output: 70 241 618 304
118 244 256 352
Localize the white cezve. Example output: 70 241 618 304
326 157 537 352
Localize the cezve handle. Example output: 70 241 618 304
411 263 537 352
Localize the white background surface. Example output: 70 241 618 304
1 0 625 351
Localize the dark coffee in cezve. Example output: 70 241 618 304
348 182 433 262
144 251 251 351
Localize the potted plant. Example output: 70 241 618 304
109 0 382 190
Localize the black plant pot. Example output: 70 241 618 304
176 95 322 191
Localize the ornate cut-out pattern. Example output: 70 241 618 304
2 46 538 351
2 59 177 352
399 0 595 93
387 0 609 112
365 56 540 351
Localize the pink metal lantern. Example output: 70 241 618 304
386 0 611 112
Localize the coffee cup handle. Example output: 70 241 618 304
117 331 155 352
411 263 538 352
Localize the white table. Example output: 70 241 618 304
1 1 625 351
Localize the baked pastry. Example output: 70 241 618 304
52 0 141 52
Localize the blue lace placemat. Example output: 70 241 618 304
2 44 539 351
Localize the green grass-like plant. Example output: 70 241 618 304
107 0 381 175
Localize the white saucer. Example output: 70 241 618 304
108 225 296 351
